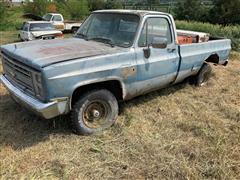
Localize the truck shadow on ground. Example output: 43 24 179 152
0 81 189 150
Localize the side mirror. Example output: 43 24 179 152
152 37 168 49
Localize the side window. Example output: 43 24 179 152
53 15 62 21
138 17 172 47
119 19 138 33
22 23 29 31
138 22 147 47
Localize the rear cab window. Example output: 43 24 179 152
29 23 55 31
53 15 62 22
119 19 138 33
43 14 53 21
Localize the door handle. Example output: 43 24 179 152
167 48 176 53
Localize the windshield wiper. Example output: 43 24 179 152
88 37 115 47
75 32 88 40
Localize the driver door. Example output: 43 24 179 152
52 15 64 31
135 16 180 94
20 22 30 41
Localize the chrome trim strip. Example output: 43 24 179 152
2 53 35 95
0 75 67 119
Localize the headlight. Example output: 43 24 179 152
33 72 45 99
35 73 42 83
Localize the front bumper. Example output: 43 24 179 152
0 75 68 119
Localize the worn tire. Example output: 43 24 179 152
71 89 118 135
195 63 212 86
72 27 79 34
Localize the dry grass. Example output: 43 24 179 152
0 31 239 179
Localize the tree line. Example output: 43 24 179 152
174 0 240 25
23 0 123 20
0 0 240 25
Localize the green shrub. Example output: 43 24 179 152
0 6 24 31
23 0 50 16
0 2 7 30
104 0 122 9
176 20 240 51
64 0 89 20
88 0 105 11
88 0 123 11
23 0 89 21
173 0 208 22
209 0 240 25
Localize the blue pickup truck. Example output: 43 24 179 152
0 10 231 135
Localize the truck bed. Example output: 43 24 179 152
177 29 210 44
175 38 231 82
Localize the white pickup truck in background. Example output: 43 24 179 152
42 13 81 33
18 21 63 41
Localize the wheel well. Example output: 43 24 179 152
71 26 79 30
205 54 219 64
71 80 123 107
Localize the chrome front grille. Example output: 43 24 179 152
1 53 35 96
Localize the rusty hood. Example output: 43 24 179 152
1 38 123 70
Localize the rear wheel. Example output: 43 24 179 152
195 63 212 86
71 89 118 135
72 27 79 34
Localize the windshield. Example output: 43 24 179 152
43 14 52 21
76 13 140 47
30 23 55 31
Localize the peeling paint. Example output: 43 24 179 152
121 67 137 79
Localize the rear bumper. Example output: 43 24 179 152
0 75 68 119
222 59 229 66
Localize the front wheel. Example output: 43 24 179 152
18 34 23 41
71 89 119 135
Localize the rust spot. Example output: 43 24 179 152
54 24 64 30
121 67 136 78
38 46 74 55
37 43 102 56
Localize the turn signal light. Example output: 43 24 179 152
55 33 64 38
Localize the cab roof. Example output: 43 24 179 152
26 21 52 24
93 9 170 17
